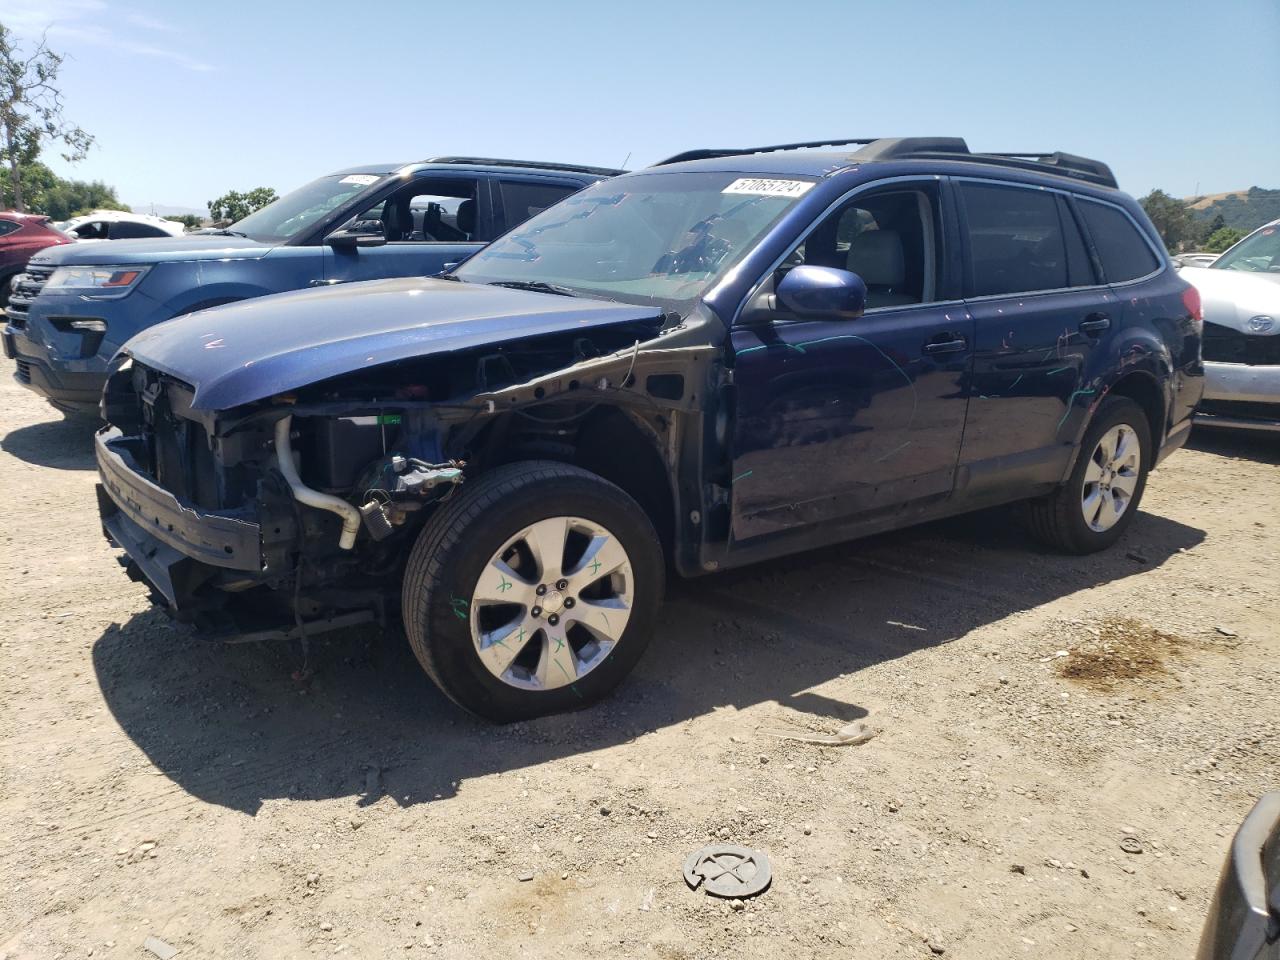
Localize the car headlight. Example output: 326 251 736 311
45 265 151 299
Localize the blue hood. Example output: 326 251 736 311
30 234 271 267
124 277 663 410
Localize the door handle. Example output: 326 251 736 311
923 337 968 355
309 279 342 287
1080 314 1111 335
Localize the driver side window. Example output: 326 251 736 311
355 178 480 242
787 187 941 309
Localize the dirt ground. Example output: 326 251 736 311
1 373 1276 960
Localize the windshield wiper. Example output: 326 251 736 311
487 280 581 297
208 228 249 238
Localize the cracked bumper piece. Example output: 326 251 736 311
96 428 262 607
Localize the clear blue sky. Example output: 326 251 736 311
3 0 1277 213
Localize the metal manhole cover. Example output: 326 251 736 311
683 844 772 898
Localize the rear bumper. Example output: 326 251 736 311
96 427 262 579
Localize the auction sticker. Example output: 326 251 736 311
722 178 814 198
340 174 380 186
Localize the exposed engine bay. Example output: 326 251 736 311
95 309 722 642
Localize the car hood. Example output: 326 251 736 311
1181 267 1280 332
29 234 272 267
124 277 664 410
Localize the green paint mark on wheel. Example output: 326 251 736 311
557 661 574 682
517 626 527 645
497 575 512 593
449 596 468 620
588 558 602 576
554 634 566 652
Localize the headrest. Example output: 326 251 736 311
456 198 475 235
847 230 905 287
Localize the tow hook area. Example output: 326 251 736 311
355 456 465 540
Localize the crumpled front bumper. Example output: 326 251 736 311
95 427 261 607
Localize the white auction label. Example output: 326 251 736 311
722 178 814 198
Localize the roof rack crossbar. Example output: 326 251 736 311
424 156 626 177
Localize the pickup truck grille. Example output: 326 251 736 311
1202 322 1280 365
5 264 53 327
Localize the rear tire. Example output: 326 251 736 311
401 461 664 722
1023 396 1152 554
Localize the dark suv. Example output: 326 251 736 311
94 137 1203 721
4 157 620 415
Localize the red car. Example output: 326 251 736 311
0 212 72 306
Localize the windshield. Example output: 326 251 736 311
1212 222 1280 274
231 173 386 242
454 171 812 309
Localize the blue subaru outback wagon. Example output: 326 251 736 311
95 137 1203 721
4 156 620 415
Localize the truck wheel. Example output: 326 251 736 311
1023 396 1152 554
401 461 664 721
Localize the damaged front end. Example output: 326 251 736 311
96 300 716 642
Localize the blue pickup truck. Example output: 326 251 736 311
4 157 620 415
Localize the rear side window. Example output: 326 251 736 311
499 181 579 228
109 222 169 239
0 219 20 237
960 182 1069 296
1077 199 1161 282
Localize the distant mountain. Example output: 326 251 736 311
1183 187 1280 233
126 202 206 219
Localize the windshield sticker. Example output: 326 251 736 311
339 174 379 186
722 178 813 198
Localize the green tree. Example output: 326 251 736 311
1204 227 1246 254
1139 189 1194 252
164 214 203 231
0 26 92 212
0 161 124 219
207 187 277 223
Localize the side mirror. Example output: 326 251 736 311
776 265 867 320
326 219 386 250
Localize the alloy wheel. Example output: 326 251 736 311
469 516 634 691
1080 423 1141 533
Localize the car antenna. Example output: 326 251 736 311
619 150 631 171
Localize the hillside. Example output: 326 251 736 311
1183 186 1280 232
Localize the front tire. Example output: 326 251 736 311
1023 396 1152 554
401 461 664 722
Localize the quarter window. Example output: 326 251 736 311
960 182 1071 297
0 219 20 237
1077 199 1161 282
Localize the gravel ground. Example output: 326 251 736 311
0 373 1276 959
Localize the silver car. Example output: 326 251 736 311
1180 218 1280 431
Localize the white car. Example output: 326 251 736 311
55 210 186 242
1180 222 1280 430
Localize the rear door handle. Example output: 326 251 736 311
1080 314 1111 334
923 337 968 355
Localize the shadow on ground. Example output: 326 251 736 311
92 505 1205 815
0 413 97 470
1187 426 1280 465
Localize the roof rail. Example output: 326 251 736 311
654 137 1119 188
654 138 881 167
424 156 626 177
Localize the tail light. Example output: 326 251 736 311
1181 284 1203 331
